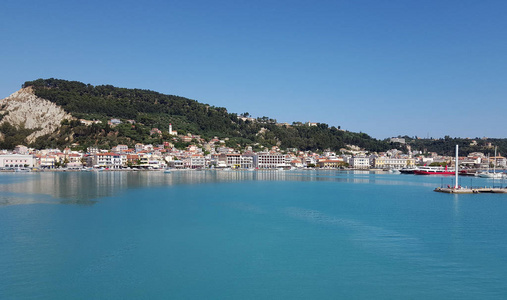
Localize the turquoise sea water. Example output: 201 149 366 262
1 170 507 299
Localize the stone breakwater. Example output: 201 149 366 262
0 87 72 143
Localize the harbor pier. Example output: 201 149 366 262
434 187 507 194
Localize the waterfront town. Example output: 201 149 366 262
0 131 506 172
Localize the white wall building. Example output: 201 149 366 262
168 160 184 169
66 153 84 169
112 145 129 153
349 156 371 169
90 153 124 169
222 154 253 169
135 143 145 153
252 153 286 169
14 145 29 154
491 156 507 168
37 154 57 169
0 154 35 168
190 156 206 169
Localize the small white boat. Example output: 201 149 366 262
477 146 504 179
477 172 504 179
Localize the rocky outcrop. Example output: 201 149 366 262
0 87 72 143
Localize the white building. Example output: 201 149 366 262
190 156 206 169
349 156 371 169
37 154 57 169
14 145 29 154
89 153 124 169
109 118 122 125
168 123 178 136
66 153 84 169
87 147 99 154
221 154 253 169
252 153 287 169
135 143 145 153
418 157 434 165
301 156 317 167
168 160 184 169
112 145 129 153
0 154 35 168
491 156 507 168
390 137 406 144
138 154 164 169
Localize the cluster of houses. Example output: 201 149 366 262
1 142 505 171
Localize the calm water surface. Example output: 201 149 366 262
1 170 507 299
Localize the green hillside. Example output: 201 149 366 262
3 78 396 152
400 136 507 157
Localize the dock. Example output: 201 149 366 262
434 187 507 194
433 145 507 194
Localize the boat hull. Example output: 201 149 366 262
414 170 455 175
477 173 504 179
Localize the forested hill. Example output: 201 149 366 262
400 136 507 157
22 78 238 138
11 78 395 152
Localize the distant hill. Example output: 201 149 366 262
1 78 397 152
398 136 507 158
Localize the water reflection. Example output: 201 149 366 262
0 170 472 206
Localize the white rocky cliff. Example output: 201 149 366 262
0 87 72 143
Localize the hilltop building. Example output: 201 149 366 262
168 124 178 136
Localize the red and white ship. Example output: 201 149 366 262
413 166 455 175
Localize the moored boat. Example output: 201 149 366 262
399 167 418 174
414 166 455 175
477 172 504 179
476 146 505 179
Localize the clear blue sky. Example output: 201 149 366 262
1 0 506 139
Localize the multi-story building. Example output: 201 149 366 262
112 145 129 153
317 158 346 168
390 137 406 144
137 153 163 169
135 144 145 153
301 155 317 167
87 147 99 154
0 154 35 168
189 155 206 169
373 157 415 169
220 154 253 169
37 154 56 169
460 156 482 168
181 136 192 143
252 153 286 169
125 154 140 166
491 156 507 168
168 160 184 169
66 153 84 169
14 145 29 154
89 153 123 169
349 156 371 169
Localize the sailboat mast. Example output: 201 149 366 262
455 144 459 189
494 146 497 174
